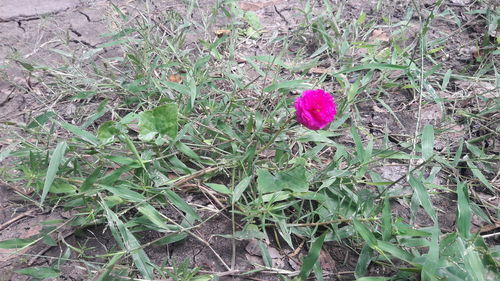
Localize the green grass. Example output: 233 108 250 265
0 0 499 280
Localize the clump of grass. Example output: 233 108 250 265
1 1 498 280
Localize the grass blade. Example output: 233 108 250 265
80 167 102 192
56 120 99 146
232 175 252 204
40 142 67 206
137 203 172 231
92 252 125 281
355 244 374 278
409 175 437 223
0 237 38 249
353 220 377 247
295 232 327 281
333 63 407 75
164 189 200 221
263 79 310 92
381 197 392 241
15 267 60 279
421 124 434 160
377 241 415 264
101 201 155 279
465 159 494 192
456 182 472 238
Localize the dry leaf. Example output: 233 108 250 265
372 104 386 113
479 220 500 234
240 0 283 11
240 2 262 11
245 253 264 266
245 239 261 256
420 104 441 122
214 29 231 37
268 246 286 268
369 29 390 42
236 56 247 64
319 249 336 271
168 74 183 83
308 67 329 74
287 256 301 270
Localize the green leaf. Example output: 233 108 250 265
456 182 472 238
80 167 102 192
355 244 373 278
187 76 198 111
232 176 253 204
460 238 487 281
355 278 391 281
192 275 215 281
257 165 309 194
205 183 231 194
256 169 279 193
97 121 121 142
381 197 392 241
244 11 262 30
49 182 76 194
441 69 452 90
277 165 309 192
164 189 200 221
15 267 60 278
297 132 336 145
82 99 109 128
153 233 188 246
27 111 56 129
421 226 440 281
263 79 310 92
175 141 201 162
102 185 145 202
259 240 273 267
356 11 367 25
49 48 73 57
42 235 57 246
40 142 67 206
160 80 191 96
409 175 437 223
100 164 139 186
247 55 289 69
296 233 327 281
351 127 365 161
452 140 464 166
353 220 377 247
377 240 415 264
17 61 35 71
218 228 267 240
139 104 178 142
421 124 434 160
0 237 37 249
101 202 154 279
466 159 494 192
333 63 407 75
394 221 432 237
56 120 100 145
168 155 194 174
137 203 172 231
92 252 125 281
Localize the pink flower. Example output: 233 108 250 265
294 89 337 130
